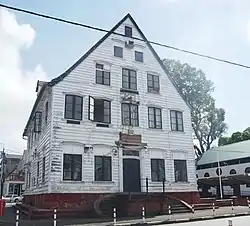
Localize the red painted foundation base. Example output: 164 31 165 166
21 191 200 218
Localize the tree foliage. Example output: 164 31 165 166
218 127 250 146
163 59 227 157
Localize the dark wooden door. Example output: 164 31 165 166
123 159 141 192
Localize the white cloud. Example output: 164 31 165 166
0 8 47 154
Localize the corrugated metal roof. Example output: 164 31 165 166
197 140 250 165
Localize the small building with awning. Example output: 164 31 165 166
196 140 250 198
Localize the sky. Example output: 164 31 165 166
1 0 250 154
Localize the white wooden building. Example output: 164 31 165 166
22 14 198 212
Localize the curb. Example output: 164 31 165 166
112 212 250 226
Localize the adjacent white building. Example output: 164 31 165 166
22 14 198 210
197 140 250 197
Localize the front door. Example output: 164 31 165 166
123 159 141 192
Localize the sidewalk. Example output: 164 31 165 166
66 206 250 226
1 206 250 226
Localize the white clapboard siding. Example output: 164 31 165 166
25 15 197 194
48 16 197 193
24 87 53 194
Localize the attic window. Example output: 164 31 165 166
125 26 132 38
34 111 42 133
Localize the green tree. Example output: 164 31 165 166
163 59 227 157
242 127 250 141
230 132 242 143
219 127 250 146
218 136 231 146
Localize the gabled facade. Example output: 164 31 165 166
22 14 198 213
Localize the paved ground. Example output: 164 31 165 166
0 206 250 226
164 215 250 226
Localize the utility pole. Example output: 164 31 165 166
0 146 5 198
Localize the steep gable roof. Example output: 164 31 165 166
23 13 190 137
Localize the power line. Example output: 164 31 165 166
0 3 250 69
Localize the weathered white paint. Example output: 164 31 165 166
24 87 53 195
24 16 197 195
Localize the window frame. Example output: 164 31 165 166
34 111 42 133
147 74 160 93
121 103 139 127
151 159 165 182
94 156 112 181
42 157 45 183
88 96 111 124
148 107 162 129
135 51 143 62
95 63 110 86
122 68 137 91
36 161 39 185
125 26 132 37
114 46 123 58
45 101 48 123
170 110 184 132
174 159 188 182
63 154 82 181
64 94 83 121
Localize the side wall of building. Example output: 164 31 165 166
24 87 53 195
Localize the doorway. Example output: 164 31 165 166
123 158 141 192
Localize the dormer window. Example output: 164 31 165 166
125 26 132 37
34 111 42 133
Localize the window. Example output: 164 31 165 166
204 172 210 177
151 159 165 182
148 107 162 129
170 110 184 132
230 169 236 175
95 156 112 181
63 154 82 181
88 96 111 124
122 68 137 90
114 46 123 58
96 63 110 86
174 159 188 182
45 101 48 123
64 95 83 121
147 74 160 93
245 167 250 174
42 157 45 183
121 103 139 126
135 51 143 62
216 168 222 176
125 26 132 37
37 161 39 185
34 111 42 133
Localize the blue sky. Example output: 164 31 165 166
1 0 250 152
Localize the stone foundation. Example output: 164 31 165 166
23 191 200 214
